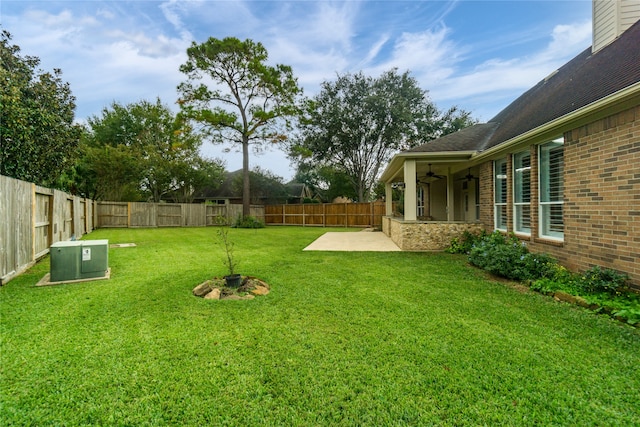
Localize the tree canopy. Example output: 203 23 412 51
291 69 476 201
177 37 302 216
75 99 224 201
0 30 82 187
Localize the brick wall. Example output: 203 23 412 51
562 105 640 288
478 161 494 231
476 105 640 289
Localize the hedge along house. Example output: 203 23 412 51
380 0 640 288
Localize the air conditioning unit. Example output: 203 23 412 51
50 240 109 282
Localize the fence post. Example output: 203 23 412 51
370 202 374 228
31 183 36 260
345 203 348 227
323 203 326 227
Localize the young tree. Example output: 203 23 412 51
292 69 476 201
177 37 302 217
0 30 82 186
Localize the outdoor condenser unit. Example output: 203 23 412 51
50 240 109 282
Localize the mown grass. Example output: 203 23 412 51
1 227 639 426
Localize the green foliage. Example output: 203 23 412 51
467 231 557 281
612 307 640 325
0 30 82 187
529 278 560 295
2 227 639 425
231 167 288 205
178 36 302 216
445 230 486 254
292 164 357 202
291 68 476 202
77 99 223 201
577 265 629 295
232 215 265 229
530 265 637 325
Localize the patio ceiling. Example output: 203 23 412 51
380 151 476 183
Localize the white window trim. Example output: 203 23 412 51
513 151 532 236
538 138 564 242
494 159 508 231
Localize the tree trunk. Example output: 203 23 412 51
242 138 250 218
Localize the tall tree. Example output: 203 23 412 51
293 164 357 203
0 30 82 186
79 99 221 201
231 166 288 205
292 69 476 201
177 37 302 217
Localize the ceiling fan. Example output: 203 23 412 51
457 168 479 181
417 164 445 184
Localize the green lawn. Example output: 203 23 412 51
1 227 638 426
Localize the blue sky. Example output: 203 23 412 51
2 0 593 180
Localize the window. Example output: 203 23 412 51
539 138 564 240
494 159 507 231
513 151 531 234
417 186 425 217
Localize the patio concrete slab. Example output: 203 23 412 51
303 230 401 252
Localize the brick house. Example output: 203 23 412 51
380 1 640 288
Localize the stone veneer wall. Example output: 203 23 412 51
383 217 484 251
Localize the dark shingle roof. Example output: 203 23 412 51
407 123 498 153
486 19 640 149
404 19 640 155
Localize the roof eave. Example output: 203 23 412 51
380 151 476 182
474 81 640 161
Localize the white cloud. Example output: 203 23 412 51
2 0 594 176
359 34 390 67
104 30 186 58
427 20 593 119
306 1 358 51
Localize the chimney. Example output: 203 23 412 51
592 0 640 53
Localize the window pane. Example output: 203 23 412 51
494 159 508 230
496 205 507 230
515 205 531 234
540 141 564 203
495 159 507 203
514 152 531 203
541 203 563 238
539 138 564 240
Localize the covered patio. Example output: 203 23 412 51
379 125 495 250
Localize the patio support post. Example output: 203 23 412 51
447 168 455 221
404 159 417 221
385 182 393 216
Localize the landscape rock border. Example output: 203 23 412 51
193 276 270 301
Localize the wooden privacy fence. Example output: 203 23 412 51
1 173 386 284
265 202 388 227
96 202 265 228
0 175 95 284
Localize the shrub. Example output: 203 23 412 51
530 278 561 295
232 215 265 229
446 230 486 254
467 231 557 281
575 266 628 295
